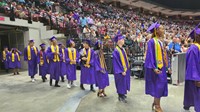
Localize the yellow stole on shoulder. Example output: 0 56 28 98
83 48 91 68
3 51 6 60
51 45 60 62
68 48 76 65
116 46 130 72
153 38 163 69
39 51 44 65
194 42 200 50
12 52 20 62
27 46 37 60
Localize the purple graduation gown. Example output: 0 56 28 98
183 44 200 112
38 50 48 77
2 51 9 69
144 39 168 98
46 46 61 81
112 47 131 94
59 48 67 77
65 48 79 81
24 47 38 77
8 52 21 69
94 51 109 89
80 48 95 84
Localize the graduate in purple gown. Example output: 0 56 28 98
112 31 130 103
94 40 109 97
80 39 96 92
2 46 10 73
8 48 21 75
38 43 48 82
24 40 38 82
183 24 200 112
145 22 168 112
47 36 61 87
65 39 79 89
58 43 66 82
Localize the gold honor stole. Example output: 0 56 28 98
39 51 44 65
194 42 200 50
116 46 130 72
68 48 76 65
83 48 91 68
27 46 37 60
153 38 163 69
3 51 6 60
12 52 20 62
62 49 65 62
51 45 60 62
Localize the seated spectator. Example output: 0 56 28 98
104 33 110 40
80 16 88 28
83 25 91 39
168 37 182 54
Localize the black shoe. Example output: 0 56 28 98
61 76 65 82
50 79 52 86
45 76 47 80
55 84 61 87
55 81 60 87
183 106 190 110
121 97 127 103
42 78 45 82
90 85 95 92
90 89 96 93
80 84 85 90
123 95 127 99
17 72 19 75
118 97 123 102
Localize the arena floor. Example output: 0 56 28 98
0 71 194 112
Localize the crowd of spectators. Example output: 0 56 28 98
0 0 196 57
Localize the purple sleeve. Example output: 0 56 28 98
144 39 156 69
37 52 40 64
24 47 28 61
112 49 124 74
46 47 54 60
89 50 94 66
185 47 200 81
65 49 70 64
18 51 22 55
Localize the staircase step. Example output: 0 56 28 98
46 26 51 30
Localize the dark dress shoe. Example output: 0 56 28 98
55 85 61 87
80 84 85 90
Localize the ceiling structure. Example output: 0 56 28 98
104 0 200 17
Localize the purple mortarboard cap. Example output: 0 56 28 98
29 40 34 43
58 42 63 46
189 23 200 39
114 30 124 42
83 39 91 45
66 39 74 45
13 48 16 50
95 40 102 47
147 22 160 33
114 35 125 43
4 46 8 48
40 43 46 47
49 36 56 41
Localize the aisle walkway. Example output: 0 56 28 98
0 71 193 112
